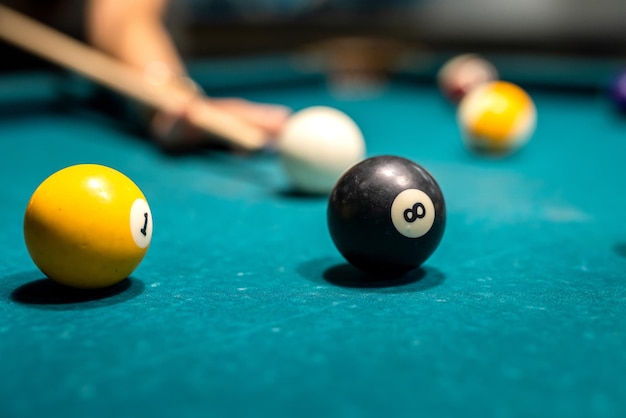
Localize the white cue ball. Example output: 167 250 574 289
277 106 366 194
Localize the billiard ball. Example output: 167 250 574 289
458 81 536 155
327 155 446 275
610 69 626 112
277 106 366 194
23 164 153 289
438 54 498 103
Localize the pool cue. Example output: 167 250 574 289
0 4 267 151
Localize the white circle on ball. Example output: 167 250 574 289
278 106 366 194
390 189 436 238
130 198 152 249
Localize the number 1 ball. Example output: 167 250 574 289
23 164 153 289
327 156 446 275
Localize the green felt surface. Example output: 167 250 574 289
1 60 626 418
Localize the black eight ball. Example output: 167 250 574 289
327 155 446 275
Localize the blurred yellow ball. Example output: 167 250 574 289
24 164 152 289
458 81 536 155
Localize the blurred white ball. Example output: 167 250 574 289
278 106 366 194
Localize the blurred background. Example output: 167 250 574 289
1 0 626 98
1 0 626 69
168 0 626 57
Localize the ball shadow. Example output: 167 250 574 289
613 242 626 259
8 272 145 310
298 257 445 293
275 188 329 200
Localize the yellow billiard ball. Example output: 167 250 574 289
23 164 153 289
458 81 536 155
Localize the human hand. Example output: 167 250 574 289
150 96 291 152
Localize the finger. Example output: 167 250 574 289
212 98 291 136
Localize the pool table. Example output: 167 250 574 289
1 50 626 418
